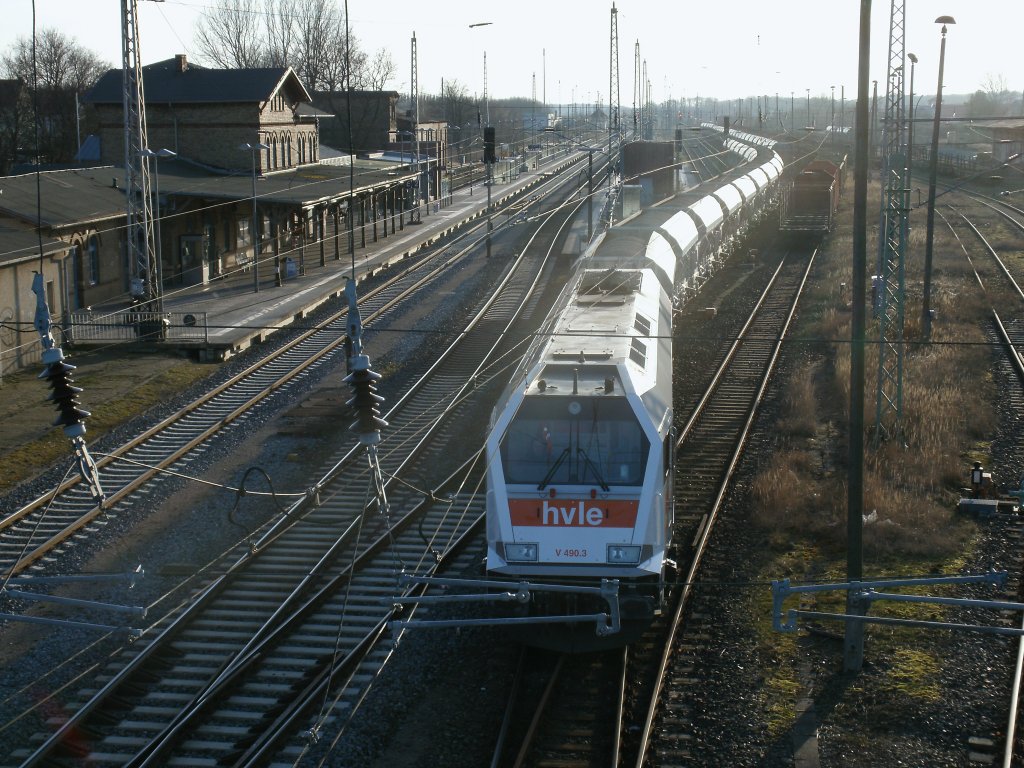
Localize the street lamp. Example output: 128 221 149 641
830 85 835 145
806 88 810 128
907 54 918 174
922 15 955 340
841 85 845 135
140 148 175 297
239 142 270 293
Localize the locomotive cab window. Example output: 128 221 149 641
501 397 648 487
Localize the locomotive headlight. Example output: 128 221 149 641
607 544 642 564
505 542 539 562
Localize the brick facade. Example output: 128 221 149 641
315 91 398 154
91 68 318 173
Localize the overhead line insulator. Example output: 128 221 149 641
344 354 388 445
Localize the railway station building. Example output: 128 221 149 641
0 56 423 375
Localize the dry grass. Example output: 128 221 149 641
774 362 820 438
752 178 996 565
0 360 216 494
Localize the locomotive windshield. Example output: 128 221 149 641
500 397 649 487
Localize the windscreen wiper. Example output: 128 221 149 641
577 448 610 492
537 448 569 490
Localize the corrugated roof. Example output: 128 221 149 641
85 58 310 106
296 102 334 118
0 167 127 229
970 119 1024 130
0 218 68 267
0 153 415 249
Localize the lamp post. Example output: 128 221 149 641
398 130 416 223
841 85 845 137
830 85 835 145
907 54 918 175
790 91 794 132
805 88 810 128
140 148 175 301
240 142 270 293
922 15 955 340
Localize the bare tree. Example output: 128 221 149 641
1 29 108 166
353 49 395 92
193 0 267 69
440 80 474 129
3 29 108 93
193 0 393 94
294 0 345 91
264 0 299 68
0 79 29 174
982 74 1017 116
965 74 1020 118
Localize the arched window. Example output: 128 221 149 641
87 234 100 285
309 132 317 162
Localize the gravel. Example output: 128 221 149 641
3 228 1018 767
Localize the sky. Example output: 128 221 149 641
2 0 1021 108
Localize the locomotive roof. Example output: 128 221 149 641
526 363 623 398
544 267 660 377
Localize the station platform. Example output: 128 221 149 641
79 151 587 361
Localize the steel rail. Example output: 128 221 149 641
632 250 816 768
950 206 1024 302
0 169 580 580
17 179 588 767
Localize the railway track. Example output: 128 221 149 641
983 312 1024 768
630 250 815 767
468 247 812 768
489 647 626 768
944 196 1024 767
10 181 587 767
0 170 581 583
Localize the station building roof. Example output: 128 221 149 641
0 153 416 232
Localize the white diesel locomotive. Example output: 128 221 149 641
483 130 783 650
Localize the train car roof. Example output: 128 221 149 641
747 167 770 189
731 176 758 203
687 195 725 230
659 210 700 255
803 159 840 177
725 139 757 161
644 231 680 292
761 161 781 182
712 183 743 215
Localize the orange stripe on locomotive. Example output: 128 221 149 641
509 498 640 528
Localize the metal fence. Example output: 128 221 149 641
68 309 209 345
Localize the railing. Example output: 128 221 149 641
68 309 209 344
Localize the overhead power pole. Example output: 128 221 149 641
633 41 640 139
874 0 908 443
411 32 422 217
121 0 160 315
609 2 620 173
